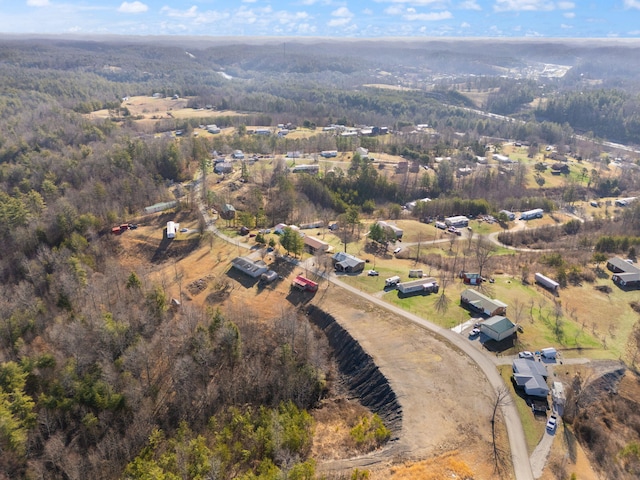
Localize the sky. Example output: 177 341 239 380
2 0 640 38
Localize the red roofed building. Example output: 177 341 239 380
292 275 318 292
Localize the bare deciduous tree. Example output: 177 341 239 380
491 386 512 475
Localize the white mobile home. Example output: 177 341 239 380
520 208 544 220
444 215 469 228
376 221 403 239
397 278 439 295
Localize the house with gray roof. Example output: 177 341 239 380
231 257 269 278
332 252 365 273
460 289 507 316
607 257 640 287
512 358 549 397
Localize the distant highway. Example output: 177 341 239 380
460 106 640 154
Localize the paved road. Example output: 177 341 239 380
193 175 534 480
324 271 535 480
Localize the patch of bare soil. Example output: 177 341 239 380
310 287 499 479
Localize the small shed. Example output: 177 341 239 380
461 272 483 285
480 315 517 342
292 275 318 292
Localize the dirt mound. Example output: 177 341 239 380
306 304 402 435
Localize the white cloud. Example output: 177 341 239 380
331 7 353 18
117 2 148 14
328 18 351 26
557 1 574 9
460 21 470 27
384 5 404 14
27 0 50 6
459 0 481 10
160 6 198 18
328 6 354 25
561 23 573 29
404 10 453 20
363 8 373 15
242 0 258 3
563 12 575 18
493 0 555 12
624 0 640 9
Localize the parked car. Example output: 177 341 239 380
518 351 534 359
393 247 402 254
128 224 138 230
367 270 379 276
469 328 481 337
180 228 188 233
546 414 557 432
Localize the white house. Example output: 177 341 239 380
356 147 369 158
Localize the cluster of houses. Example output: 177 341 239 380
322 124 389 137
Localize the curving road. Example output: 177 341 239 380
193 177 534 480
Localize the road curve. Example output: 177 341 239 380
193 177 534 480
325 272 534 480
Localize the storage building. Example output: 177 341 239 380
480 315 517 342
